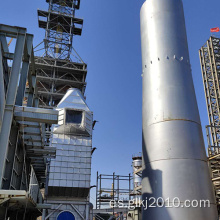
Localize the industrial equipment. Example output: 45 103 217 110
199 36 220 215
140 0 218 219
35 0 86 108
44 88 93 219
0 24 58 219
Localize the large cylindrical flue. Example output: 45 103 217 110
140 0 218 219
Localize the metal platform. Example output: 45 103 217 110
45 0 81 9
38 10 83 35
36 0 83 60
34 56 87 108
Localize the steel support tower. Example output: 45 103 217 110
36 0 87 108
96 173 131 212
199 36 220 212
35 1 93 219
0 24 58 219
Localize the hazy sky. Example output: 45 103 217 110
1 0 220 204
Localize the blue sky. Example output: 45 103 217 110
1 0 220 204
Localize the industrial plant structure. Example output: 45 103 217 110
0 24 58 220
1 0 220 219
0 0 92 219
140 0 218 219
199 36 220 214
94 155 142 220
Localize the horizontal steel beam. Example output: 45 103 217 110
21 127 41 136
14 106 58 124
23 135 42 142
27 147 56 155
17 121 40 128
0 24 26 36
36 203 52 209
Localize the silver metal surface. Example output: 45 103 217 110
0 44 5 131
0 28 26 186
14 105 58 124
48 89 92 195
45 88 92 219
29 166 42 204
132 154 142 200
140 0 218 219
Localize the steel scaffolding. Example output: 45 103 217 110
199 36 220 212
0 24 58 219
38 0 82 60
35 0 87 108
0 0 89 219
96 172 131 212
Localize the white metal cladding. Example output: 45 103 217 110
47 88 92 196
54 89 93 136
57 89 90 111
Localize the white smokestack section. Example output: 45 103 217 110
140 0 218 219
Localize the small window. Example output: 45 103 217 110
66 110 82 124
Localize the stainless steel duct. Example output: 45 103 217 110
140 0 218 219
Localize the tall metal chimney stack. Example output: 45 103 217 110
140 0 218 219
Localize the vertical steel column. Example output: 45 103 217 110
27 50 36 107
86 200 90 220
112 172 115 215
0 34 9 53
16 34 33 106
96 171 98 209
0 43 5 129
0 31 26 186
128 173 131 201
99 174 101 209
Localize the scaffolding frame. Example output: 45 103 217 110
0 24 58 219
38 0 82 60
199 36 220 212
199 37 220 145
96 172 131 214
35 0 87 108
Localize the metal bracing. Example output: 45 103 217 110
16 34 33 106
200 37 220 213
0 25 27 186
34 52 87 108
37 0 82 60
0 24 60 219
199 37 220 146
0 43 5 130
206 126 220 210
96 172 131 213
130 154 142 199
35 0 87 109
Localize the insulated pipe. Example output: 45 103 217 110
140 0 218 219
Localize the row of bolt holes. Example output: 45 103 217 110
145 56 189 68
